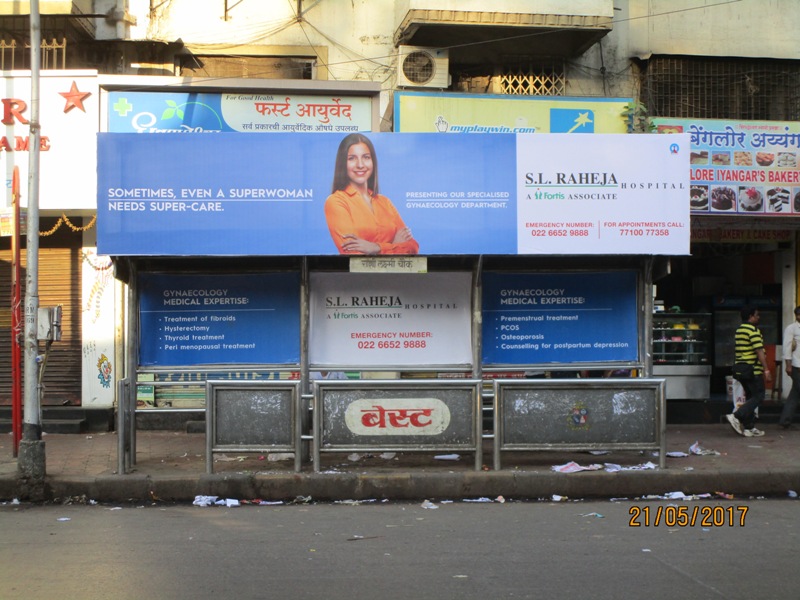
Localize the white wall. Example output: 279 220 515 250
625 0 800 60
127 0 395 80
126 0 397 119
81 228 117 408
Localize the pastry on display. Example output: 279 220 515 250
734 151 753 166
711 186 736 211
738 186 763 212
690 185 709 210
766 187 790 212
776 152 797 168
712 152 730 165
755 152 774 166
690 151 709 164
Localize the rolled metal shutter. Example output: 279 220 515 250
0 223 82 406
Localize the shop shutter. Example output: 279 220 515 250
0 225 82 406
0 253 10 404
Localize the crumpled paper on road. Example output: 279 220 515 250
551 461 603 473
193 495 218 507
603 461 657 472
690 441 720 456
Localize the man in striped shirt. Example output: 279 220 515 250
727 306 772 437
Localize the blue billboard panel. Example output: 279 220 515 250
139 273 300 366
482 272 639 365
98 132 517 256
98 132 691 257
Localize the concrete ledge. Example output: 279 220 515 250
151 475 206 502
3 468 800 504
196 473 258 499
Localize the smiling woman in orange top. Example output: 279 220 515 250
324 134 419 255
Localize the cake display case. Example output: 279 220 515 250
653 313 712 400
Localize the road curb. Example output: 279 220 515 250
3 469 799 503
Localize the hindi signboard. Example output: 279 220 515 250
653 117 800 217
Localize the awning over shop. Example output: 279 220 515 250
394 5 613 63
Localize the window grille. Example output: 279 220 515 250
643 56 800 121
497 59 566 96
0 38 67 70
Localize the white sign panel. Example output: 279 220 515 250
344 397 451 436
2 72 98 211
516 134 691 254
350 256 428 273
220 93 372 132
309 272 472 367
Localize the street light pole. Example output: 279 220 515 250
18 0 45 495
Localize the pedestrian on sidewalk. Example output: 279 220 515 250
780 306 800 429
727 305 771 437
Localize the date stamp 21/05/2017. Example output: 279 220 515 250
628 505 748 528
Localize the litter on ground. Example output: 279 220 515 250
551 461 602 473
434 454 460 461
689 441 720 456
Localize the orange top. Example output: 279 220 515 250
324 185 419 255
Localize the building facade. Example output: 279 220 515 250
0 0 798 422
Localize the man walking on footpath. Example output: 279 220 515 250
780 306 800 429
727 305 771 437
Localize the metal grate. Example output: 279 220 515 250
498 58 566 96
0 38 67 70
643 56 800 121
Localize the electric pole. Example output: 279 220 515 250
18 0 45 497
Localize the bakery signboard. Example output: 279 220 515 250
690 226 794 244
652 118 800 216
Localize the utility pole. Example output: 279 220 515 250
17 0 45 497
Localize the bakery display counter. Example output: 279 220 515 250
653 313 712 400
652 364 712 400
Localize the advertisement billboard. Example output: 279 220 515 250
138 272 301 366
107 91 373 133
394 92 632 133
653 118 800 216
309 272 472 368
97 132 690 256
482 271 639 365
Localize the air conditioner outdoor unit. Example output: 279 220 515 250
396 45 450 88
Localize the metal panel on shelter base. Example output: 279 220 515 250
314 380 482 471
206 381 300 473
494 378 666 469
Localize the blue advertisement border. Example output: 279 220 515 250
139 272 301 366
481 271 639 365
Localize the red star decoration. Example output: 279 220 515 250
59 81 91 113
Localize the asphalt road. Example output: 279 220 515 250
1 498 798 599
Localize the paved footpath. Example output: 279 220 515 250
1 424 799 503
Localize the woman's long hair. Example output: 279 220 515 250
331 133 379 194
